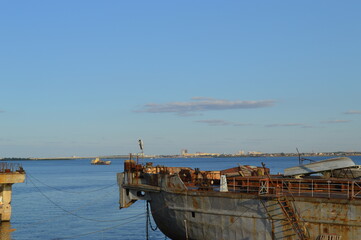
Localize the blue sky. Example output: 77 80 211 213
1 1 361 157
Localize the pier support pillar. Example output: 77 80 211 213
1 184 13 221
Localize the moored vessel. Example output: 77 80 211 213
117 156 361 240
90 158 111 165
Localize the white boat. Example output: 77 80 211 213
90 158 111 165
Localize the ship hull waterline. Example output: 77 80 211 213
118 159 361 240
145 189 360 240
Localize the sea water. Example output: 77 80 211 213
2 156 361 240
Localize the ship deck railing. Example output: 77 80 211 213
185 177 361 200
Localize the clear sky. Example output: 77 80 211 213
1 1 361 157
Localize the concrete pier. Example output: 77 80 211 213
0 164 25 222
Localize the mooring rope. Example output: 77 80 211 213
146 201 149 240
27 176 141 223
22 185 117 227
26 173 167 239
146 200 160 240
147 200 158 231
60 201 168 239
27 173 117 194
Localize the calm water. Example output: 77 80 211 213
2 156 361 239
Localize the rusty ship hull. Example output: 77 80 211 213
118 159 361 240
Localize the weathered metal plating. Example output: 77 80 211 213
118 158 361 240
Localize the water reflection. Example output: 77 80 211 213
0 222 15 240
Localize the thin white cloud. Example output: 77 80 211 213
344 110 361 115
265 123 310 128
136 97 276 115
191 97 216 101
196 119 252 127
0 138 12 142
320 120 351 124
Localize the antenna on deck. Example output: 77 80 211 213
138 139 144 152
296 147 315 165
138 139 144 163
296 148 301 165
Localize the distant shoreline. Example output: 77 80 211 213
0 156 129 161
1 152 360 161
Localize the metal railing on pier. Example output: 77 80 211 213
0 162 24 173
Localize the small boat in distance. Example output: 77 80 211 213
90 158 111 165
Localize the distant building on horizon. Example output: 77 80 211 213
248 151 262 155
181 150 220 157
237 150 245 155
181 149 188 155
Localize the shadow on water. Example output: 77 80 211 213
0 222 15 240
